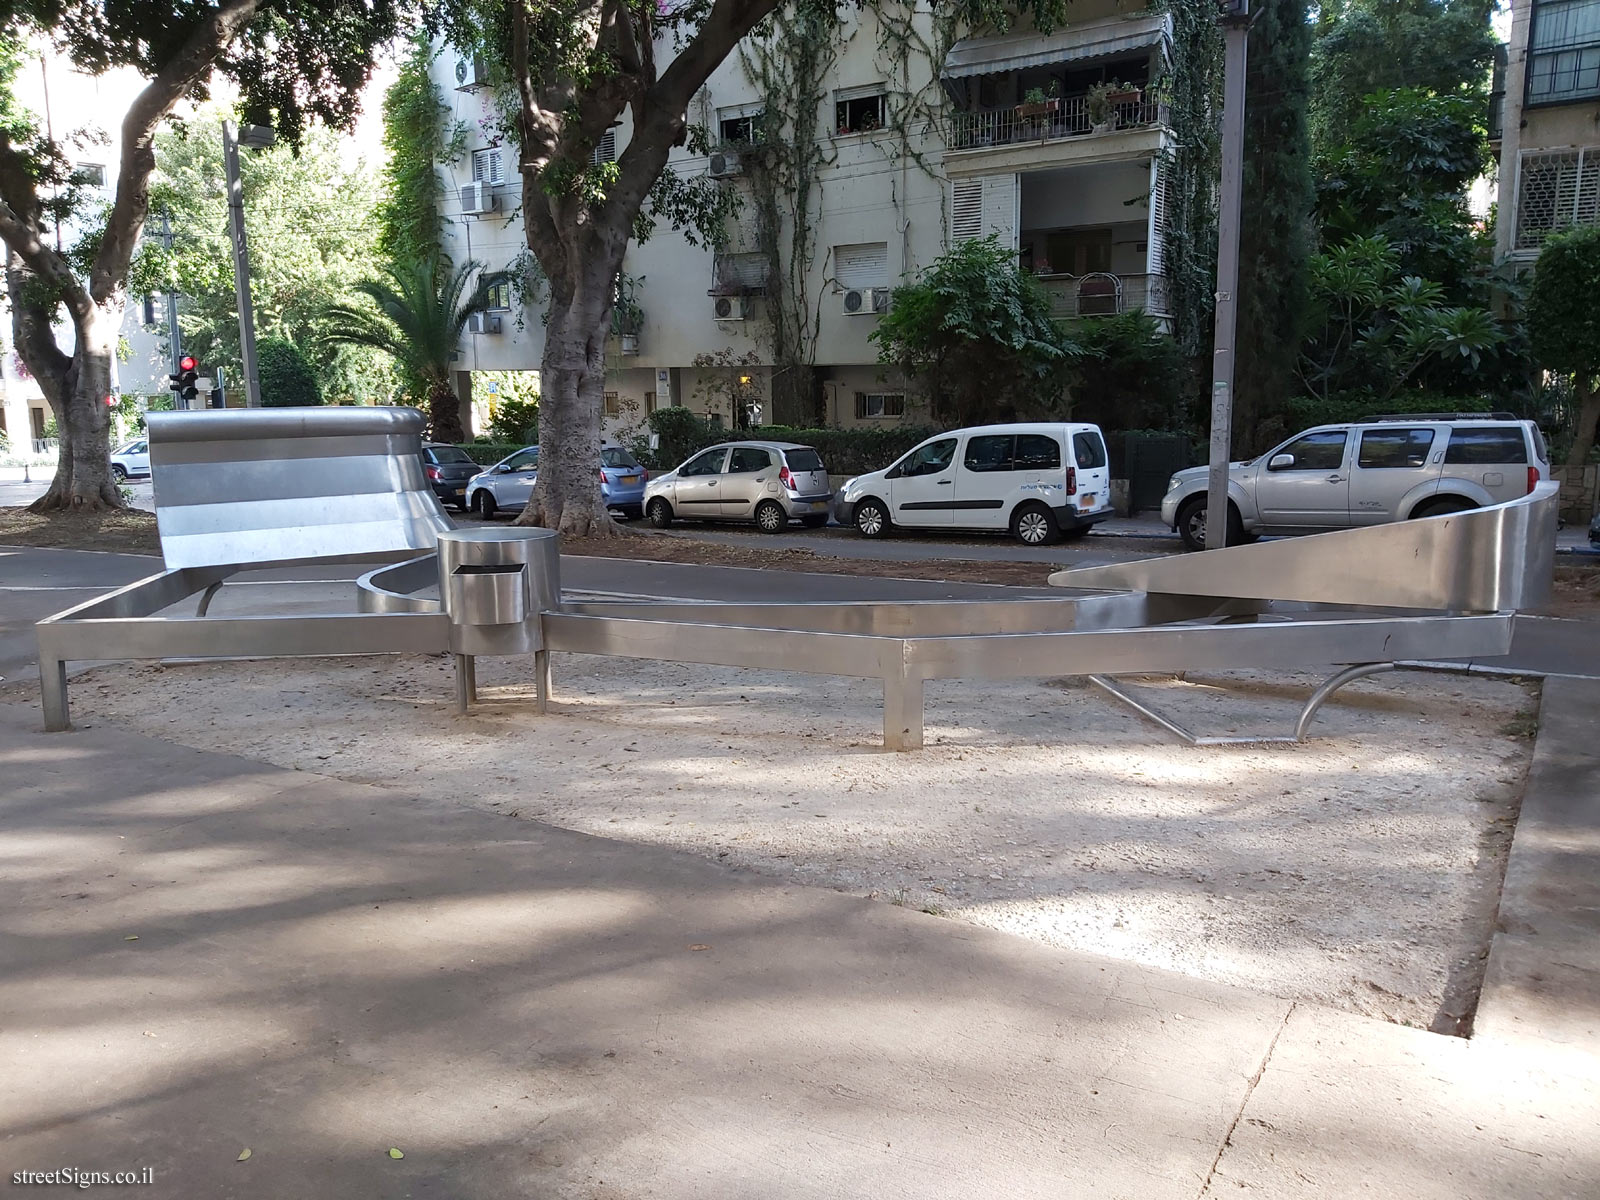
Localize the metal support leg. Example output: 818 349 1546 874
1295 662 1397 740
883 674 924 751
195 580 226 616
40 657 70 732
534 649 551 714
455 654 476 714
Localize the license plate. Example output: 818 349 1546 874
811 500 828 510
1079 494 1096 509
449 488 463 496
621 474 639 483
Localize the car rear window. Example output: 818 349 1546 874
427 446 476 464
783 448 824 472
1445 427 1527 465
600 447 639 469
1071 431 1108 469
1015 434 1062 470
1358 428 1435 468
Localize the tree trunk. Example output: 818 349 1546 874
427 379 465 444
28 302 122 513
1566 373 1600 468
516 265 618 538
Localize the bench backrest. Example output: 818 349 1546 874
146 407 455 569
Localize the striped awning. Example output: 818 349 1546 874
943 12 1172 79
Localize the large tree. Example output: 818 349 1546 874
1527 226 1600 467
433 0 1070 536
0 0 406 511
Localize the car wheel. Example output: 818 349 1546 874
1177 497 1243 552
1411 497 1475 519
647 498 674 528
800 514 829 529
755 500 787 533
1011 502 1059 546
854 498 890 538
472 491 497 519
111 464 127 482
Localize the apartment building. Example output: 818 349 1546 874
1494 0 1600 264
431 1 1175 437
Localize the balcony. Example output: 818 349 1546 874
949 92 1166 152
1038 272 1170 319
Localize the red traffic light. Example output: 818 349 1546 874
179 355 197 372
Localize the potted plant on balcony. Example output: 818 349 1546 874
1015 84 1060 119
1106 80 1143 104
1086 82 1119 134
612 272 644 354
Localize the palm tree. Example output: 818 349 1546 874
321 255 506 442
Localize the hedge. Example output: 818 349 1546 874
635 408 938 476
455 441 530 465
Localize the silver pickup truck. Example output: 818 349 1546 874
1162 414 1550 551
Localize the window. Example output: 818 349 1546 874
713 251 770 292
898 438 957 477
590 128 617 165
1271 431 1348 471
1016 434 1063 471
603 391 620 417
1070 431 1107 470
505 447 539 470
680 448 728 477
728 447 772 473
1359 428 1436 469
472 147 503 184
1445 427 1528 464
485 281 512 311
784 448 825 472
835 89 885 135
855 392 905 419
601 446 640 469
426 446 476 465
835 242 889 290
74 162 105 187
1515 148 1600 249
718 111 763 144
1528 0 1600 104
964 435 1016 472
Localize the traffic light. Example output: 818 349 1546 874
167 355 200 406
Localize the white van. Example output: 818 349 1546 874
837 422 1113 545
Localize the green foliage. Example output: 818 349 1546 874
1309 0 1496 154
1526 226 1600 378
1237 0 1314 453
638 407 937 476
871 236 1081 427
257 338 326 407
485 395 539 443
131 112 397 406
378 36 453 271
454 442 529 465
1067 312 1186 433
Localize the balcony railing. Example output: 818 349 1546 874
1038 272 1170 319
948 93 1166 151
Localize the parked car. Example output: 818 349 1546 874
836 422 1113 545
467 444 649 519
110 438 150 481
1161 414 1551 552
644 441 833 532
420 442 481 511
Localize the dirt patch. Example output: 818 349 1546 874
69 652 1537 1030
1542 560 1600 620
0 505 160 555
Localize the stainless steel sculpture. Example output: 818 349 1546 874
37 405 1558 751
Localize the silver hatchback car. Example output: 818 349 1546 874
644 441 833 532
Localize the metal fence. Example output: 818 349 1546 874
948 95 1165 150
1038 272 1171 318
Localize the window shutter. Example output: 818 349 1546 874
590 128 617 165
835 242 889 288
980 173 1017 250
950 178 983 242
1147 159 1170 276
1515 149 1600 249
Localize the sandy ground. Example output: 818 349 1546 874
65 651 1537 1032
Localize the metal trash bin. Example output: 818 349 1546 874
436 527 561 710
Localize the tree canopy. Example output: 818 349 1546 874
1527 226 1600 465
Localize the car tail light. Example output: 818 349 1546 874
1065 466 1077 495
779 465 795 490
599 469 611 484
1527 465 1540 495
425 465 441 482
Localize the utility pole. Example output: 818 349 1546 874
1204 0 1255 551
159 211 184 389
223 121 274 408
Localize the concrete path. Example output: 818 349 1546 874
2 696 1597 1197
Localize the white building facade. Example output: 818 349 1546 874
430 0 1174 441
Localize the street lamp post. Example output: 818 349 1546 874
1204 0 1255 550
222 120 275 408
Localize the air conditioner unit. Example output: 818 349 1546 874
707 150 742 179
843 287 890 316
460 182 495 215
454 56 489 91
712 295 749 321
468 312 503 335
